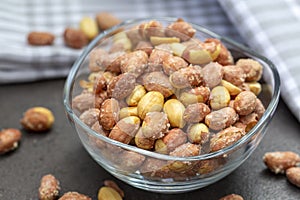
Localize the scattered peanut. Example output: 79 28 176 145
263 151 300 174
20 107 54 132
219 194 244 200
27 32 55 46
38 174 60 200
98 186 122 200
286 167 300 188
0 128 22 154
63 28 89 49
80 17 99 40
59 192 91 200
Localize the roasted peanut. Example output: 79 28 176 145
20 107 55 132
137 91 164 120
72 91 95 113
38 174 60 200
263 151 300 174
222 65 246 86
183 103 210 123
246 82 262 96
135 128 155 150
219 194 244 200
98 186 122 200
154 139 168 154
286 167 300 188
138 20 165 39
140 157 168 175
148 48 172 72
205 107 238 131
204 38 234 66
126 85 146 106
210 126 245 152
96 12 121 31
63 28 88 49
210 86 231 110
107 73 136 100
162 128 187 153
162 55 188 75
169 65 203 89
99 98 120 130
80 17 99 40
221 80 242 96
150 36 180 46
103 180 124 198
118 150 145 172
179 86 210 106
135 41 153 55
233 91 257 115
143 71 175 98
141 112 169 139
168 143 200 172
0 128 22 154
120 50 148 77
239 112 258 132
254 98 265 120
109 116 140 144
59 192 91 200
202 62 223 89
79 108 100 127
165 18 196 41
110 32 132 52
187 123 209 145
236 58 263 82
119 107 138 119
27 32 55 46
163 99 186 128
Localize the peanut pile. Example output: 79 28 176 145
72 18 266 178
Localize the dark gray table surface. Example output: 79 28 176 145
0 78 300 200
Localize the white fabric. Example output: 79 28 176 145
219 0 300 122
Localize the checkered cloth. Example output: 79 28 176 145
1 0 299 122
219 0 300 122
0 0 241 83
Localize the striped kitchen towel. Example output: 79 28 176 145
0 0 241 83
219 0 300 122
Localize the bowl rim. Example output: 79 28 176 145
63 17 281 161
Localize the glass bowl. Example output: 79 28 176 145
63 17 280 193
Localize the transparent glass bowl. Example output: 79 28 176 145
63 17 280 193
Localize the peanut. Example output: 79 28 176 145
202 62 223 89
20 107 54 132
263 151 300 174
234 91 257 116
27 32 55 46
169 65 203 89
205 107 238 131
141 112 169 139
286 167 300 188
219 194 244 200
38 174 60 200
59 192 91 200
162 128 187 153
79 108 100 127
165 18 196 41
63 28 88 49
0 128 22 154
187 123 209 145
80 17 99 40
96 12 121 31
210 86 231 110
126 85 146 106
210 126 245 152
109 116 140 144
163 99 186 128
137 91 164 120
183 103 210 123
99 98 120 130
236 58 263 82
